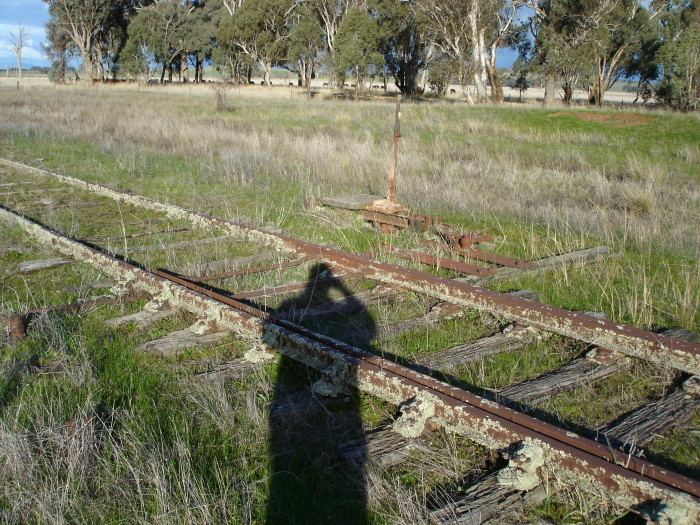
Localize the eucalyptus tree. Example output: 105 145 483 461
311 0 362 52
217 0 292 85
182 2 218 82
655 0 699 111
287 6 325 89
99 16 130 79
219 0 244 15
509 56 530 99
525 0 554 103
411 0 515 102
483 0 526 103
208 0 248 81
42 0 132 80
622 8 662 104
411 0 484 101
119 36 149 79
127 1 186 81
427 55 459 95
529 0 624 105
370 0 430 96
584 0 645 106
127 0 210 83
43 18 72 82
334 7 384 99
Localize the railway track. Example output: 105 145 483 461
1 158 698 523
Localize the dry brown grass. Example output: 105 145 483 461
0 84 696 523
0 344 274 525
0 85 698 332
1 87 696 257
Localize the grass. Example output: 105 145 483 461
2 87 698 331
1 315 274 524
0 83 698 523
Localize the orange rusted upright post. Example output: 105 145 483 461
368 96 407 216
387 95 401 203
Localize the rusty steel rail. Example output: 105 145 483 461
1 204 699 522
2 159 699 376
421 240 534 269
383 244 498 276
148 265 700 501
439 230 493 248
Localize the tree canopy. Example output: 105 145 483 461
40 0 700 111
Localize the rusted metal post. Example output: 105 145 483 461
367 97 407 216
387 96 401 203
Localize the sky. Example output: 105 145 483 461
0 1 519 71
0 0 51 68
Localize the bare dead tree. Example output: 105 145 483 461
10 23 27 80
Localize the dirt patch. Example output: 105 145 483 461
548 111 655 128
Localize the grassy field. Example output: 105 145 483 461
0 84 698 524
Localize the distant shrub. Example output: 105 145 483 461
210 82 232 112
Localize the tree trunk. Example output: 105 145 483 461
96 57 104 81
181 52 189 83
544 72 556 106
355 68 360 101
486 60 503 103
597 47 627 108
306 63 312 98
476 29 488 102
468 6 488 103
16 48 22 80
472 65 487 102
596 65 604 108
261 60 271 85
56 50 66 83
160 62 166 83
562 82 574 106
588 58 603 106
420 42 435 91
80 45 93 81
298 59 306 87
632 78 643 105
464 86 475 105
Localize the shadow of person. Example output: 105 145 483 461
266 262 376 524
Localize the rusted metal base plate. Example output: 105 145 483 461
366 199 409 214
438 231 493 249
321 194 383 210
